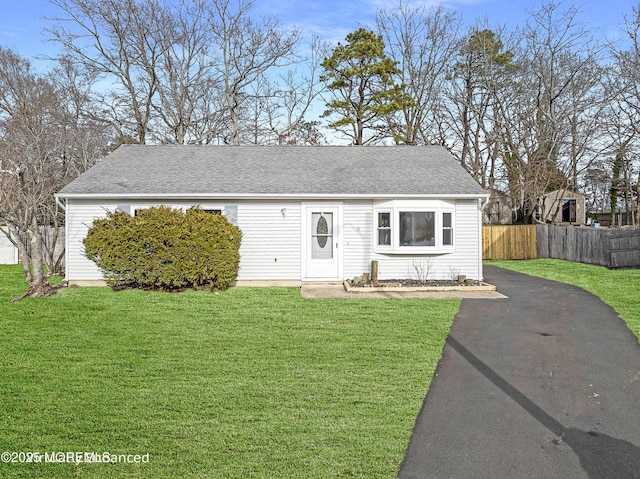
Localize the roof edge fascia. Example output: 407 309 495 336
57 192 489 201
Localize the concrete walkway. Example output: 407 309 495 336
300 283 506 299
398 265 640 479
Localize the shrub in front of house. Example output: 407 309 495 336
83 206 242 291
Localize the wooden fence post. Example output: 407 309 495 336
371 260 378 283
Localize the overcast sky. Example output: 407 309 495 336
1 0 635 64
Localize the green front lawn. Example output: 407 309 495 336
0 265 458 478
491 259 640 341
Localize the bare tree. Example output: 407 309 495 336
582 161 612 215
43 57 113 273
0 48 109 298
48 0 161 144
243 36 328 144
53 56 113 174
480 3 607 222
147 0 222 144
518 3 605 220
607 3 640 225
448 26 516 188
48 0 301 145
205 0 300 145
376 2 463 145
0 50 54 297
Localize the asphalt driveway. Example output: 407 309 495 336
398 265 640 479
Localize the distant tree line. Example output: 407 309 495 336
1 0 640 296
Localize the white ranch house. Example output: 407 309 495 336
57 145 488 286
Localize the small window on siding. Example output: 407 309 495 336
377 212 391 246
116 204 130 215
443 212 453 246
224 205 238 226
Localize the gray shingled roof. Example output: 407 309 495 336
58 145 486 198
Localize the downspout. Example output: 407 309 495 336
54 195 68 283
479 197 489 282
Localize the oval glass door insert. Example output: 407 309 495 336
316 215 328 248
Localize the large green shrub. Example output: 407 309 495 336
83 206 242 291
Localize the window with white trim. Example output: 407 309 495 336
223 205 238 226
442 211 453 246
374 201 455 253
203 206 239 226
197 205 239 226
116 204 131 215
376 211 391 246
400 211 435 246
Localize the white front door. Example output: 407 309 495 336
303 205 341 280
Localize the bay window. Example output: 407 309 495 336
374 201 454 253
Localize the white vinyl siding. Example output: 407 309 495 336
235 201 301 281
65 199 301 282
450 198 482 279
64 197 483 283
65 200 119 281
65 200 208 281
342 201 373 279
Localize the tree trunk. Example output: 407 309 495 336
19 217 53 299
19 252 32 285
228 92 240 145
610 144 624 226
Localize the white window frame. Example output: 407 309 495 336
373 200 455 254
442 210 454 247
116 204 131 215
130 204 238 226
375 209 393 248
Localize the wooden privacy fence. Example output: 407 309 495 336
537 224 640 268
483 224 640 268
483 225 537 260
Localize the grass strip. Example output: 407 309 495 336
0 265 458 478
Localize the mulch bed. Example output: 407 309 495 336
347 279 482 288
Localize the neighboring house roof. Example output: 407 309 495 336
542 189 587 199
57 145 486 199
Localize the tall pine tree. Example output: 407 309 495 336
320 28 413 145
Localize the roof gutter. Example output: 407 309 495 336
57 192 489 201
